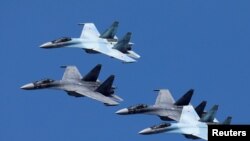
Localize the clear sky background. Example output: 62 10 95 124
0 0 250 141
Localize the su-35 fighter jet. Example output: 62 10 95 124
139 105 232 140
139 105 209 140
116 89 194 121
20 64 123 106
40 21 140 63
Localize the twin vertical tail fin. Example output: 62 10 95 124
95 75 115 96
200 105 219 122
119 32 131 43
174 89 194 106
195 101 207 118
100 21 119 40
82 64 102 82
222 116 232 125
113 32 132 53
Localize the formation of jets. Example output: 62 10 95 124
116 89 232 140
21 21 232 140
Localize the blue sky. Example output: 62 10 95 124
0 0 250 141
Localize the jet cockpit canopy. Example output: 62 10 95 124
34 78 54 85
150 123 171 129
129 104 148 110
52 37 72 43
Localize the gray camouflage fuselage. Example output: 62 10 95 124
24 79 102 97
21 65 121 106
116 89 194 121
117 104 183 121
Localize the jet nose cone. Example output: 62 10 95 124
115 108 129 115
40 42 53 48
20 83 35 90
139 128 152 135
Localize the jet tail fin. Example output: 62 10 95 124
95 75 115 96
200 105 218 122
100 21 119 40
127 50 141 59
222 116 232 125
195 101 207 118
82 64 102 82
174 89 194 106
113 32 132 53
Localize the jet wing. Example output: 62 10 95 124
183 126 208 140
127 50 141 59
100 21 119 39
61 66 82 80
179 105 208 140
155 89 175 107
152 109 181 121
91 45 136 63
75 87 119 106
79 23 100 39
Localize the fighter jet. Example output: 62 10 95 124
139 105 208 140
40 21 140 63
139 105 232 140
116 89 194 121
20 64 122 106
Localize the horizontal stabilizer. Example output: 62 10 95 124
95 75 115 96
110 94 124 102
174 89 194 106
195 101 207 118
127 50 141 59
82 64 102 82
100 21 119 39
